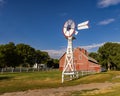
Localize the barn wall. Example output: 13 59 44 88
88 61 101 72
59 53 65 71
74 48 89 71
59 48 101 72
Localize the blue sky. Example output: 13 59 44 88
0 0 120 58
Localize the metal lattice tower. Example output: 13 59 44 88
62 36 76 83
62 19 89 83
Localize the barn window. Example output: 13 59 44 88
79 55 82 60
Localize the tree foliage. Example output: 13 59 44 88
89 52 99 61
0 45 6 67
35 50 50 64
16 43 36 66
47 58 59 68
0 42 52 68
98 42 120 70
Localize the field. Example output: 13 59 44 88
0 70 62 93
0 70 120 96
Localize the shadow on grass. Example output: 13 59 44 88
0 76 13 81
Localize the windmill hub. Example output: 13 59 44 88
67 25 71 31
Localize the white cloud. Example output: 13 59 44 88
80 42 105 50
0 0 4 4
44 42 120 59
98 0 120 8
43 43 105 59
98 18 115 25
0 0 5 7
111 41 120 44
43 48 66 59
0 0 4 2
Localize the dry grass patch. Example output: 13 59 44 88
1 71 120 95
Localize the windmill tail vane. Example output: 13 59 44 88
77 20 89 30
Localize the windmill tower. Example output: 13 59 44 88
62 19 89 83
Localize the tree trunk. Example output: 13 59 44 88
26 67 29 72
20 66 22 72
11 67 14 73
1 68 3 74
108 62 110 71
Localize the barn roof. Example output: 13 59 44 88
88 56 98 64
59 47 98 64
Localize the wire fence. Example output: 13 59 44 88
0 67 58 74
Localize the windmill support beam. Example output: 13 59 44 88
62 36 77 83
62 19 89 83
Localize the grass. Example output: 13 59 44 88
69 71 120 96
0 70 62 94
70 85 120 96
0 70 120 95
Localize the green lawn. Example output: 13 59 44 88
0 70 62 94
0 70 120 95
70 71 120 96
70 85 120 96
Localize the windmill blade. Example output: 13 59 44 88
77 20 89 30
78 21 89 27
75 30 78 35
78 25 89 30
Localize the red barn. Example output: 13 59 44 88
59 47 101 73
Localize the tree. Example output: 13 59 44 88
98 42 120 70
34 50 50 64
0 42 52 72
89 52 99 61
3 42 19 67
0 44 6 71
0 42 20 72
16 43 36 67
40 51 50 64
47 58 59 68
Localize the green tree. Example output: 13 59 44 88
0 42 51 72
47 58 59 68
98 42 120 70
53 59 59 68
34 50 50 64
0 44 6 68
3 42 19 68
40 51 50 64
16 43 36 67
89 52 99 61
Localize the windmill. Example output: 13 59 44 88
62 19 89 83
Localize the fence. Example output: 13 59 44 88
0 67 56 74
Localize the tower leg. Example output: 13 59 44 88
62 73 64 83
62 36 77 83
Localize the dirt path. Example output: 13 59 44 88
0 82 116 96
